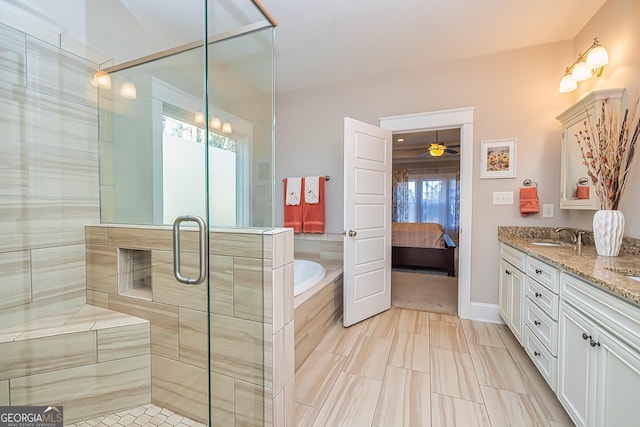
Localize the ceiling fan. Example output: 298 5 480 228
420 131 460 157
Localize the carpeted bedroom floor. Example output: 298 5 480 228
391 268 458 315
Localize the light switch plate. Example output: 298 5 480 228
493 191 514 205
543 203 554 218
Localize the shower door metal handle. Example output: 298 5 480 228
172 215 207 285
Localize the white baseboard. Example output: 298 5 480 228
460 302 503 323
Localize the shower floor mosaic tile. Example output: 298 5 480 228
64 404 205 427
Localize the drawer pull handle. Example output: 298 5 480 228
582 332 591 341
535 292 542 298
590 339 601 348
534 320 541 326
535 268 542 274
534 351 540 357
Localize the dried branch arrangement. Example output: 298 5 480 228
575 95 640 210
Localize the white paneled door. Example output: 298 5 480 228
343 117 392 327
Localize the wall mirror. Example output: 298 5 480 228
556 88 625 210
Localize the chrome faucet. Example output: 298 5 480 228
555 227 584 254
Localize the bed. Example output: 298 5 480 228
391 222 456 276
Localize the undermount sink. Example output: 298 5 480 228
531 241 565 247
627 276 640 282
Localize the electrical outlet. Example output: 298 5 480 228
493 191 514 205
543 203 554 218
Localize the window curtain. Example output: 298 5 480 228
392 169 409 222
393 166 460 241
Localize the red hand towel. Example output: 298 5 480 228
302 177 325 233
284 178 303 233
576 185 590 200
520 187 540 216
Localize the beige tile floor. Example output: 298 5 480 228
65 307 574 427
295 307 575 427
64 404 205 427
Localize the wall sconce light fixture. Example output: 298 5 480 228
559 37 608 93
120 82 137 99
90 70 111 89
209 116 222 130
221 121 233 134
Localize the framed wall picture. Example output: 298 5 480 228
480 139 516 179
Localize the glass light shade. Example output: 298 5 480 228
586 45 608 69
559 74 577 93
120 82 137 99
571 62 592 82
194 112 205 124
91 70 111 89
209 116 221 130
429 143 445 157
222 122 233 134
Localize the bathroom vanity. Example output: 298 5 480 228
498 229 640 427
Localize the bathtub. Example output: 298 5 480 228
293 259 326 296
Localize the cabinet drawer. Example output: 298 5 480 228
526 256 559 293
501 243 526 271
526 297 559 355
524 325 557 392
526 276 559 320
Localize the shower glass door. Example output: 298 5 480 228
95 1 276 426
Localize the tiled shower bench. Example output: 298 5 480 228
0 304 150 423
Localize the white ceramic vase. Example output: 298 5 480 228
592 209 625 256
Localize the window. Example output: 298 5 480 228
161 109 238 226
393 168 460 239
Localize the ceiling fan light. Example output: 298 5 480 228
429 143 445 157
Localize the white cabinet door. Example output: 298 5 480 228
593 327 640 427
498 259 525 344
499 259 511 324
510 267 525 343
558 302 597 427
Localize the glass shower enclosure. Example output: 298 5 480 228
0 1 275 426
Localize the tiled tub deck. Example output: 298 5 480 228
0 304 151 424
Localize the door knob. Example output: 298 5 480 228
348 230 357 237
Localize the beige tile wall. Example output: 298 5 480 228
0 22 99 329
293 233 343 263
294 276 343 370
85 225 295 426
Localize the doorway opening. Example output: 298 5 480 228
380 107 474 319
390 128 460 315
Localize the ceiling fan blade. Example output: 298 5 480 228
445 148 458 154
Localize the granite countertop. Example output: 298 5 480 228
498 227 640 307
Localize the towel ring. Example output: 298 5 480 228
522 179 537 187
577 177 588 186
